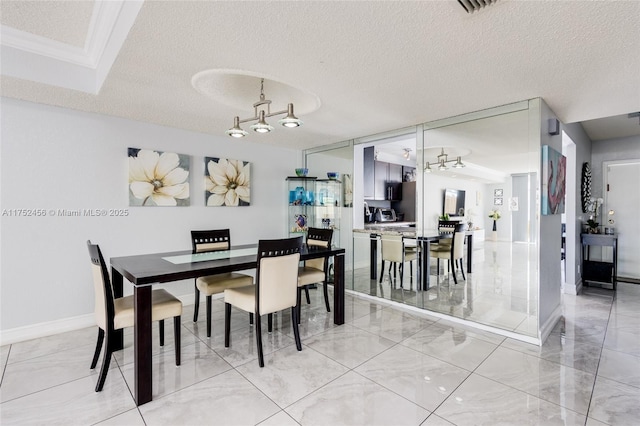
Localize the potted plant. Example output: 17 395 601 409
586 218 600 234
489 209 501 231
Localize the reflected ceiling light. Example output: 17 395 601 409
403 148 411 160
424 148 466 172
226 78 302 137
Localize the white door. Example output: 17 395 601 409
605 160 640 280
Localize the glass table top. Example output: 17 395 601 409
163 247 258 264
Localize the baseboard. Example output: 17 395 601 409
0 313 96 346
564 278 582 295
538 304 562 344
0 293 196 346
347 290 541 346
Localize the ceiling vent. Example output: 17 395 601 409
458 0 498 13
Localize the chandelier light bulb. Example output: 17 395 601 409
438 159 448 171
226 116 248 138
279 104 303 128
453 156 465 168
424 163 432 173
250 110 274 133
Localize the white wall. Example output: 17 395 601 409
537 100 563 338
562 121 593 294
422 173 488 231
0 98 300 336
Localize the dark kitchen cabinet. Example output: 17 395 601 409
364 147 403 201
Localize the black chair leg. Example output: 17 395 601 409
451 260 458 284
304 286 311 304
291 307 302 351
268 313 273 333
174 316 181 366
159 319 165 346
90 328 104 369
399 263 404 288
322 279 331 312
256 312 264 368
95 330 112 392
380 260 385 283
296 287 302 324
193 283 200 322
249 313 254 325
436 259 440 276
206 295 212 337
459 259 466 281
224 303 231 347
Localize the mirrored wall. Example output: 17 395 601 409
307 100 542 340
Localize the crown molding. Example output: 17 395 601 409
0 0 143 94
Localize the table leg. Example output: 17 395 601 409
134 285 153 405
110 268 124 351
334 253 345 325
370 234 378 280
420 240 431 291
466 234 473 273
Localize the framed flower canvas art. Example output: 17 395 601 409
204 157 251 206
128 148 190 206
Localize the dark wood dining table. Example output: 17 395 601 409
110 243 346 406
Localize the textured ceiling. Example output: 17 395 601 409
0 0 93 47
1 0 639 151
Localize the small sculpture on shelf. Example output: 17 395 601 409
586 219 600 234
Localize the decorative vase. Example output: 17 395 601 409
492 220 497 231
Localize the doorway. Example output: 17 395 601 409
604 159 640 281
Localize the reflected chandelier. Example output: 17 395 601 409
424 148 465 173
226 78 302 138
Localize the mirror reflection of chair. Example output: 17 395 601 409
87 240 182 392
191 229 253 337
430 223 466 284
224 236 304 367
380 234 417 288
297 227 333 320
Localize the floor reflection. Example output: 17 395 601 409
349 240 539 337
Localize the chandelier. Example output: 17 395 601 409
403 148 411 160
226 78 302 138
424 148 465 173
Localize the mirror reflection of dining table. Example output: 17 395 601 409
110 243 345 406
358 228 474 290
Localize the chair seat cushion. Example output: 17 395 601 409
113 289 182 330
298 266 326 286
196 273 253 295
404 250 418 262
224 285 255 313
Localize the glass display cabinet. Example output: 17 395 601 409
286 177 342 243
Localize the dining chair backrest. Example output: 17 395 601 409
438 220 459 234
191 229 231 253
87 240 115 332
451 224 466 259
305 227 333 271
381 234 405 263
256 236 303 314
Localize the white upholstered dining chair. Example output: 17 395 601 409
224 236 303 367
87 240 182 392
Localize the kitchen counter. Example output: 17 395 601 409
354 225 416 236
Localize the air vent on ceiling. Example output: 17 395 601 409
458 0 498 13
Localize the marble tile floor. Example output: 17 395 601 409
350 241 539 337
1 283 638 425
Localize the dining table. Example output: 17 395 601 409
110 242 346 406
360 228 474 290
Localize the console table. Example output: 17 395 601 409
581 233 617 290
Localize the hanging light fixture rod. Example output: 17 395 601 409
226 78 302 138
424 148 466 173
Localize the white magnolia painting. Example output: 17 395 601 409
204 157 251 206
128 148 190 206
